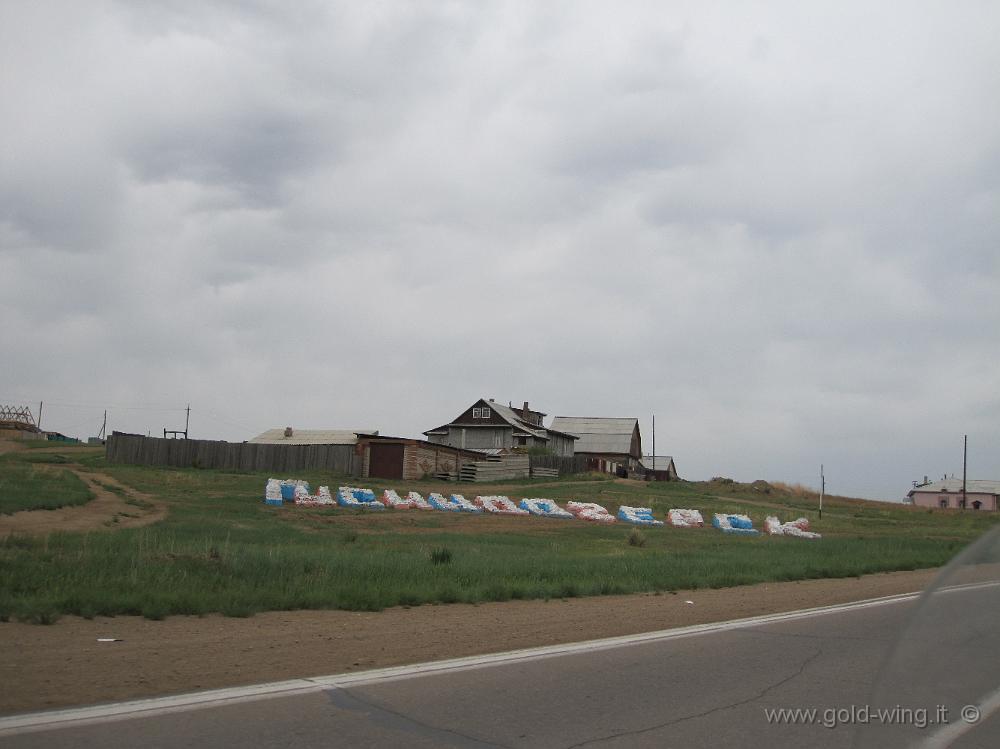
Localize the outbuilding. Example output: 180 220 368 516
548 416 643 476
356 435 485 481
908 479 999 511
639 455 679 481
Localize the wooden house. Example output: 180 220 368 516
423 398 577 457
908 479 998 511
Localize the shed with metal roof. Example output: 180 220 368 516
639 455 679 481
908 479 998 511
549 416 642 475
248 428 378 446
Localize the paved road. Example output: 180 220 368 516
3 594 997 748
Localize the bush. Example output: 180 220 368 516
627 528 646 548
430 547 453 564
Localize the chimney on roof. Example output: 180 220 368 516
522 401 530 419
284 426 293 438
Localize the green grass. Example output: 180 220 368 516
0 463 94 514
0 449 997 623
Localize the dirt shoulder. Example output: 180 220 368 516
0 567 938 716
0 466 166 537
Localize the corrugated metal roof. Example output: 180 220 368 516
549 416 638 455
470 447 506 456
639 455 675 471
909 479 1000 494
550 417 638 434
249 429 377 445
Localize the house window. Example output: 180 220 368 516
972 501 982 510
939 498 948 508
480 407 491 419
472 408 481 418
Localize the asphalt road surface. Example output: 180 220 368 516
3 593 997 748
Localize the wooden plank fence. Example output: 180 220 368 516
106 432 358 474
528 454 591 476
459 455 530 482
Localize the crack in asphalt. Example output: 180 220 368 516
561 646 825 749
326 687 513 749
743 627 890 644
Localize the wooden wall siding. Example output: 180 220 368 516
446 426 512 450
547 433 575 457
405 444 460 480
456 401 508 426
359 443 465 481
459 454 530 482
529 454 591 475
630 426 642 459
0 428 46 441
107 433 357 474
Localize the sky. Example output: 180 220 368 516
2 1 998 501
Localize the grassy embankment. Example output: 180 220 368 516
1 446 997 623
0 455 94 514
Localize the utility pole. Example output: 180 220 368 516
652 414 656 476
819 464 825 519
962 435 967 510
185 403 191 439
98 410 107 440
37 401 43 430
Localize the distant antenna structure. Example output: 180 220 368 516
164 404 191 440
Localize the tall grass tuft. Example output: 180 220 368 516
627 528 647 547
430 547 453 565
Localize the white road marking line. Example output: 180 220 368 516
915 684 1000 749
0 589 929 736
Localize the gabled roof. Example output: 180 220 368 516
249 429 377 446
549 416 638 454
423 398 577 442
435 398 548 440
483 400 548 440
909 479 1000 495
639 455 675 472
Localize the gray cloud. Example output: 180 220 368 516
2 1 999 500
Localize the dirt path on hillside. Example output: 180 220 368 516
0 567 940 716
0 466 166 537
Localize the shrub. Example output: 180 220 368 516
430 547 453 564
627 528 646 548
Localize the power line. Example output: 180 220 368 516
0 397 187 412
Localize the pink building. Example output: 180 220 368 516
908 479 999 511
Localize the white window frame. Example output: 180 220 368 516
472 408 481 418
481 407 491 419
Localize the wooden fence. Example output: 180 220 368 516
106 433 358 474
459 454 530 482
528 454 591 476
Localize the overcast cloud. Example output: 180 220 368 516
2 1 998 500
